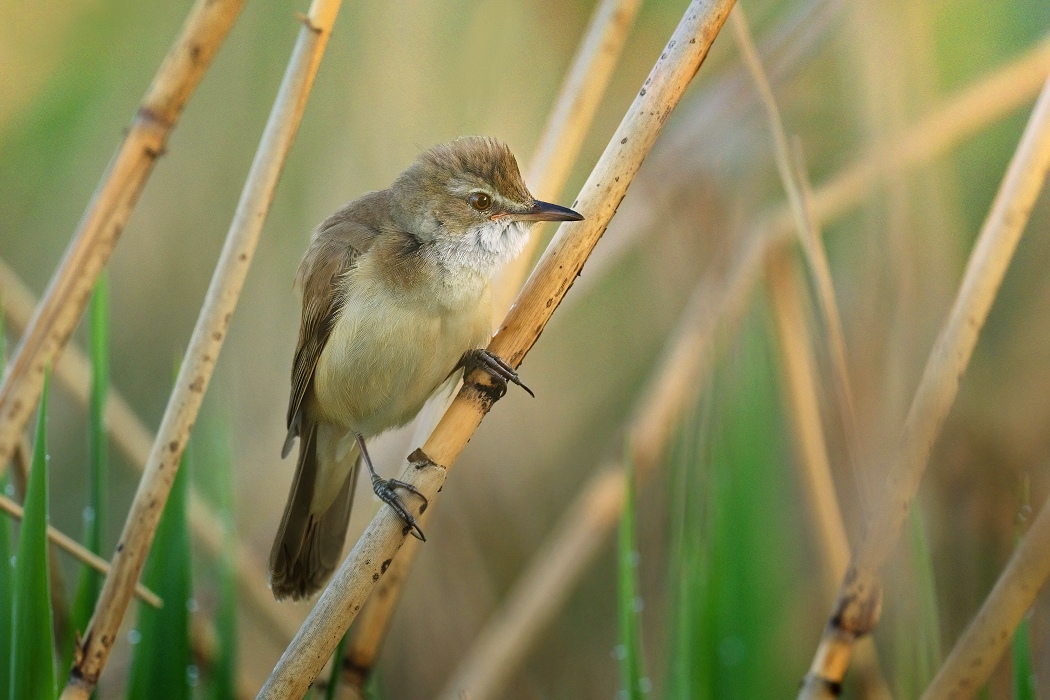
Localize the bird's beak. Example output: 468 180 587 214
512 200 584 222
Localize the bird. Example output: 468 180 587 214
269 136 583 600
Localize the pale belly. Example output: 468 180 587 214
312 277 491 436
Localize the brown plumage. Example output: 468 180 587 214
269 137 582 600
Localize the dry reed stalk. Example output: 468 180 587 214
439 234 763 700
337 0 643 689
0 257 303 642
765 251 891 699
60 2 344 696
0 493 161 608
798 70 1050 698
437 35 1050 700
922 492 1050 698
492 0 644 318
731 3 858 569
0 0 244 474
765 251 850 589
733 5 869 501
732 11 885 690
257 2 736 696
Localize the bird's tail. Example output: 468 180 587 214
269 421 359 601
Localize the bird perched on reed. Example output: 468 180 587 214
269 136 583 600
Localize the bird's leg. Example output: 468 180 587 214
459 348 534 398
356 433 428 541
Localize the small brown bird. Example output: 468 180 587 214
270 137 583 600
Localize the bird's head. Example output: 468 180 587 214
390 136 583 276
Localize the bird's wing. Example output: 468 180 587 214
284 213 377 456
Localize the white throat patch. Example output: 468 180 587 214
435 219 530 278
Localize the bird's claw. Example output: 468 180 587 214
462 348 534 398
371 475 428 541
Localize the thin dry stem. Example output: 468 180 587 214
734 9 885 689
0 257 303 642
799 69 1050 698
257 2 736 696
0 0 244 474
0 493 161 608
765 251 850 588
60 1 343 696
923 493 1050 698
339 0 644 687
765 251 892 699
732 5 862 497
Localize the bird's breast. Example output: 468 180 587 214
312 259 492 435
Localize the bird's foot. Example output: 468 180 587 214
461 348 534 398
371 475 428 541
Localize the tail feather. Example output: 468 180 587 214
269 420 359 601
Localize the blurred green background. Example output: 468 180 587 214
2 0 1050 697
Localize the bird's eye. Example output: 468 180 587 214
468 192 492 211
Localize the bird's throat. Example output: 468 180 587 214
433 219 530 279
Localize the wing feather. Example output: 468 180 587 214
284 212 378 451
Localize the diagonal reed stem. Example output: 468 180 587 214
257 2 737 696
0 0 244 475
0 494 161 609
733 7 887 693
765 250 890 699
923 490 1050 698
798 68 1050 699
60 2 344 696
337 0 643 691
731 5 863 500
435 36 1050 700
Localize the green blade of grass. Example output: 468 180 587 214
10 372 57 700
0 475 13 694
913 504 943 689
1012 610 1035 700
666 310 806 699
70 273 109 671
364 673 385 700
209 422 237 700
211 527 238 700
324 631 350 700
666 384 711 699
0 309 10 692
208 533 236 696
1012 497 1036 700
127 438 193 700
186 403 239 699
617 453 648 699
888 501 944 696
